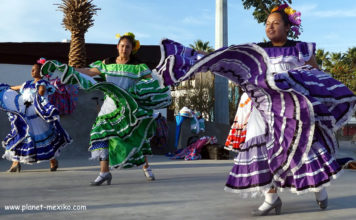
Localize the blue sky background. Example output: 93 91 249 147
0 0 355 53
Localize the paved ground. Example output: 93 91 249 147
0 141 355 220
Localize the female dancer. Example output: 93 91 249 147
154 4 356 216
223 5 355 215
1 59 72 172
41 33 171 185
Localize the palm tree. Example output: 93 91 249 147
189 40 214 53
315 49 330 70
345 47 356 68
189 39 215 89
57 0 100 68
315 48 356 94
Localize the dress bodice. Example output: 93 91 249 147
89 59 151 91
257 40 316 74
20 80 53 103
105 75 138 90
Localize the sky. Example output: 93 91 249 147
0 0 355 53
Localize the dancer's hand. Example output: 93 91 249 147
196 50 209 55
10 85 21 91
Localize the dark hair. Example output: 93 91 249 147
257 40 298 48
270 10 291 27
118 35 136 49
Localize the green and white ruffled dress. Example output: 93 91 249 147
41 59 171 168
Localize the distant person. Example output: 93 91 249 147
41 33 171 185
47 76 79 115
0 58 72 172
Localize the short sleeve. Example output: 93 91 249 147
296 42 316 62
35 79 55 95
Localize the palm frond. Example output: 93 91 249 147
56 0 100 33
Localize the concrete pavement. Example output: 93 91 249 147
0 141 355 220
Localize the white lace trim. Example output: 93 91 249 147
2 144 64 165
89 148 109 161
225 170 343 197
224 184 273 198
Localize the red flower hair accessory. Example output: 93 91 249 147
37 57 47 65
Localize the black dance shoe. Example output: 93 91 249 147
316 196 328 210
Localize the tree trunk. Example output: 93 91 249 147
69 32 87 68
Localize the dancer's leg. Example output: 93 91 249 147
100 160 110 173
143 156 155 181
315 187 328 209
143 156 149 169
49 159 58 171
7 161 21 172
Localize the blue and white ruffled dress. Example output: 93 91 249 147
0 80 72 164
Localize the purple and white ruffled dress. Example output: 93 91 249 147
155 39 356 196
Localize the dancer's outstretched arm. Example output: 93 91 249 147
10 85 21 91
305 55 319 69
75 67 101 77
142 74 152 79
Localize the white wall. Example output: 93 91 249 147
0 63 33 85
